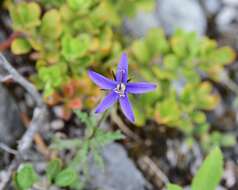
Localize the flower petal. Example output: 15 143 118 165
126 82 157 94
119 95 135 122
88 70 116 89
95 91 118 113
116 53 128 83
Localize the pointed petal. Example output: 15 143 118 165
116 53 128 83
119 95 135 122
88 70 116 89
126 82 157 94
95 91 118 113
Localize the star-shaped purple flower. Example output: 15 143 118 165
88 53 157 122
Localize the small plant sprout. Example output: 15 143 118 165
88 53 157 122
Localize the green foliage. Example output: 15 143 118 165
201 132 236 151
14 163 38 190
14 160 78 189
8 0 154 112
55 167 77 187
50 110 124 189
167 147 224 190
191 147 223 190
8 1 236 149
129 29 235 143
40 9 62 39
46 159 62 182
61 34 90 61
11 38 31 54
9 2 41 31
37 63 68 96
167 184 183 190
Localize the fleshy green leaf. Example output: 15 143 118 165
61 34 90 61
191 147 223 190
131 40 150 63
55 168 77 187
15 163 38 190
11 38 31 55
220 134 236 147
40 9 62 39
67 0 92 11
145 28 169 55
10 2 41 30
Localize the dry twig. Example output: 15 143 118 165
110 108 141 142
0 54 48 189
138 156 169 188
0 54 43 106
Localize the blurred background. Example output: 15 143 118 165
1 0 238 190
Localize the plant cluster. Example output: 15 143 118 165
127 29 236 148
1 1 235 189
7 0 154 118
7 1 235 138
14 145 224 190
14 110 123 190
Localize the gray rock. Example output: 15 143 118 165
0 84 24 146
215 6 238 49
124 11 161 37
201 0 222 16
216 6 238 33
223 0 238 6
88 143 151 190
156 0 207 35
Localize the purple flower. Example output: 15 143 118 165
88 53 156 122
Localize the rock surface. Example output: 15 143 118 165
0 84 24 146
201 0 222 16
156 0 207 35
223 0 238 6
88 143 151 190
124 11 161 37
216 6 238 33
215 5 238 49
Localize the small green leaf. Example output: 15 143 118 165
210 47 235 65
55 168 77 187
61 34 90 61
67 0 92 11
46 159 62 182
167 184 183 190
145 28 169 55
15 163 38 190
220 134 236 147
11 38 31 55
163 54 180 70
40 9 62 39
10 2 41 30
131 40 150 63
191 147 223 190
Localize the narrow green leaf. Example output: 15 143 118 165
191 147 223 190
40 9 62 39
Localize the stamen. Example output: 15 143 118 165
119 69 125 83
112 71 116 80
114 83 126 97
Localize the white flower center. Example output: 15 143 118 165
114 83 126 97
